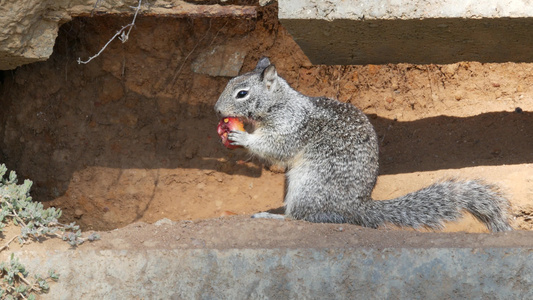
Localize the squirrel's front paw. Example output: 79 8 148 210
228 130 249 147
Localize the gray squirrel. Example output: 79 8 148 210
214 57 512 232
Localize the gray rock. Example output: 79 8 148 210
192 44 247 77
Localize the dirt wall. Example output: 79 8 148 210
0 4 531 231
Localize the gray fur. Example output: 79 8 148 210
215 57 512 232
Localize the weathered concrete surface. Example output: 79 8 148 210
0 0 256 70
14 247 533 299
3 218 533 298
279 0 533 64
279 0 533 20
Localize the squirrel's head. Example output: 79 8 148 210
215 57 281 121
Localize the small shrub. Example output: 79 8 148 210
0 164 99 298
0 253 59 299
0 164 99 247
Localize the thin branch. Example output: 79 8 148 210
78 0 142 64
168 20 212 89
18 275 33 289
0 235 18 252
90 0 102 17
207 20 229 49
5 201 27 227
120 0 143 43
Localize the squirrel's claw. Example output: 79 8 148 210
228 130 248 147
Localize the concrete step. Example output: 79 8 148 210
279 0 533 64
3 218 533 299
17 246 533 299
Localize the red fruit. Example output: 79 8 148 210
217 117 245 149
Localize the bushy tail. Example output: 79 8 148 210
364 179 512 232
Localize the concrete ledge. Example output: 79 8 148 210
279 0 533 64
5 218 532 299
12 247 533 299
279 0 533 20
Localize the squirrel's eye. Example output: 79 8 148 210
236 90 248 99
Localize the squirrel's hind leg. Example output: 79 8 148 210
251 212 286 220
251 211 348 224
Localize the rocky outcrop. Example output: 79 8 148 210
0 0 256 70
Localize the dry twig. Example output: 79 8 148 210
78 0 143 64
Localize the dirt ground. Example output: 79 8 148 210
0 2 532 241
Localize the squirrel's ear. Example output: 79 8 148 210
261 65 277 90
254 57 271 72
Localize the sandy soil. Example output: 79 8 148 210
0 2 532 240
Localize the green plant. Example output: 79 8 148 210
0 254 58 300
0 163 99 298
0 164 99 248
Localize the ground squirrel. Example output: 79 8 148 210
214 57 512 232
